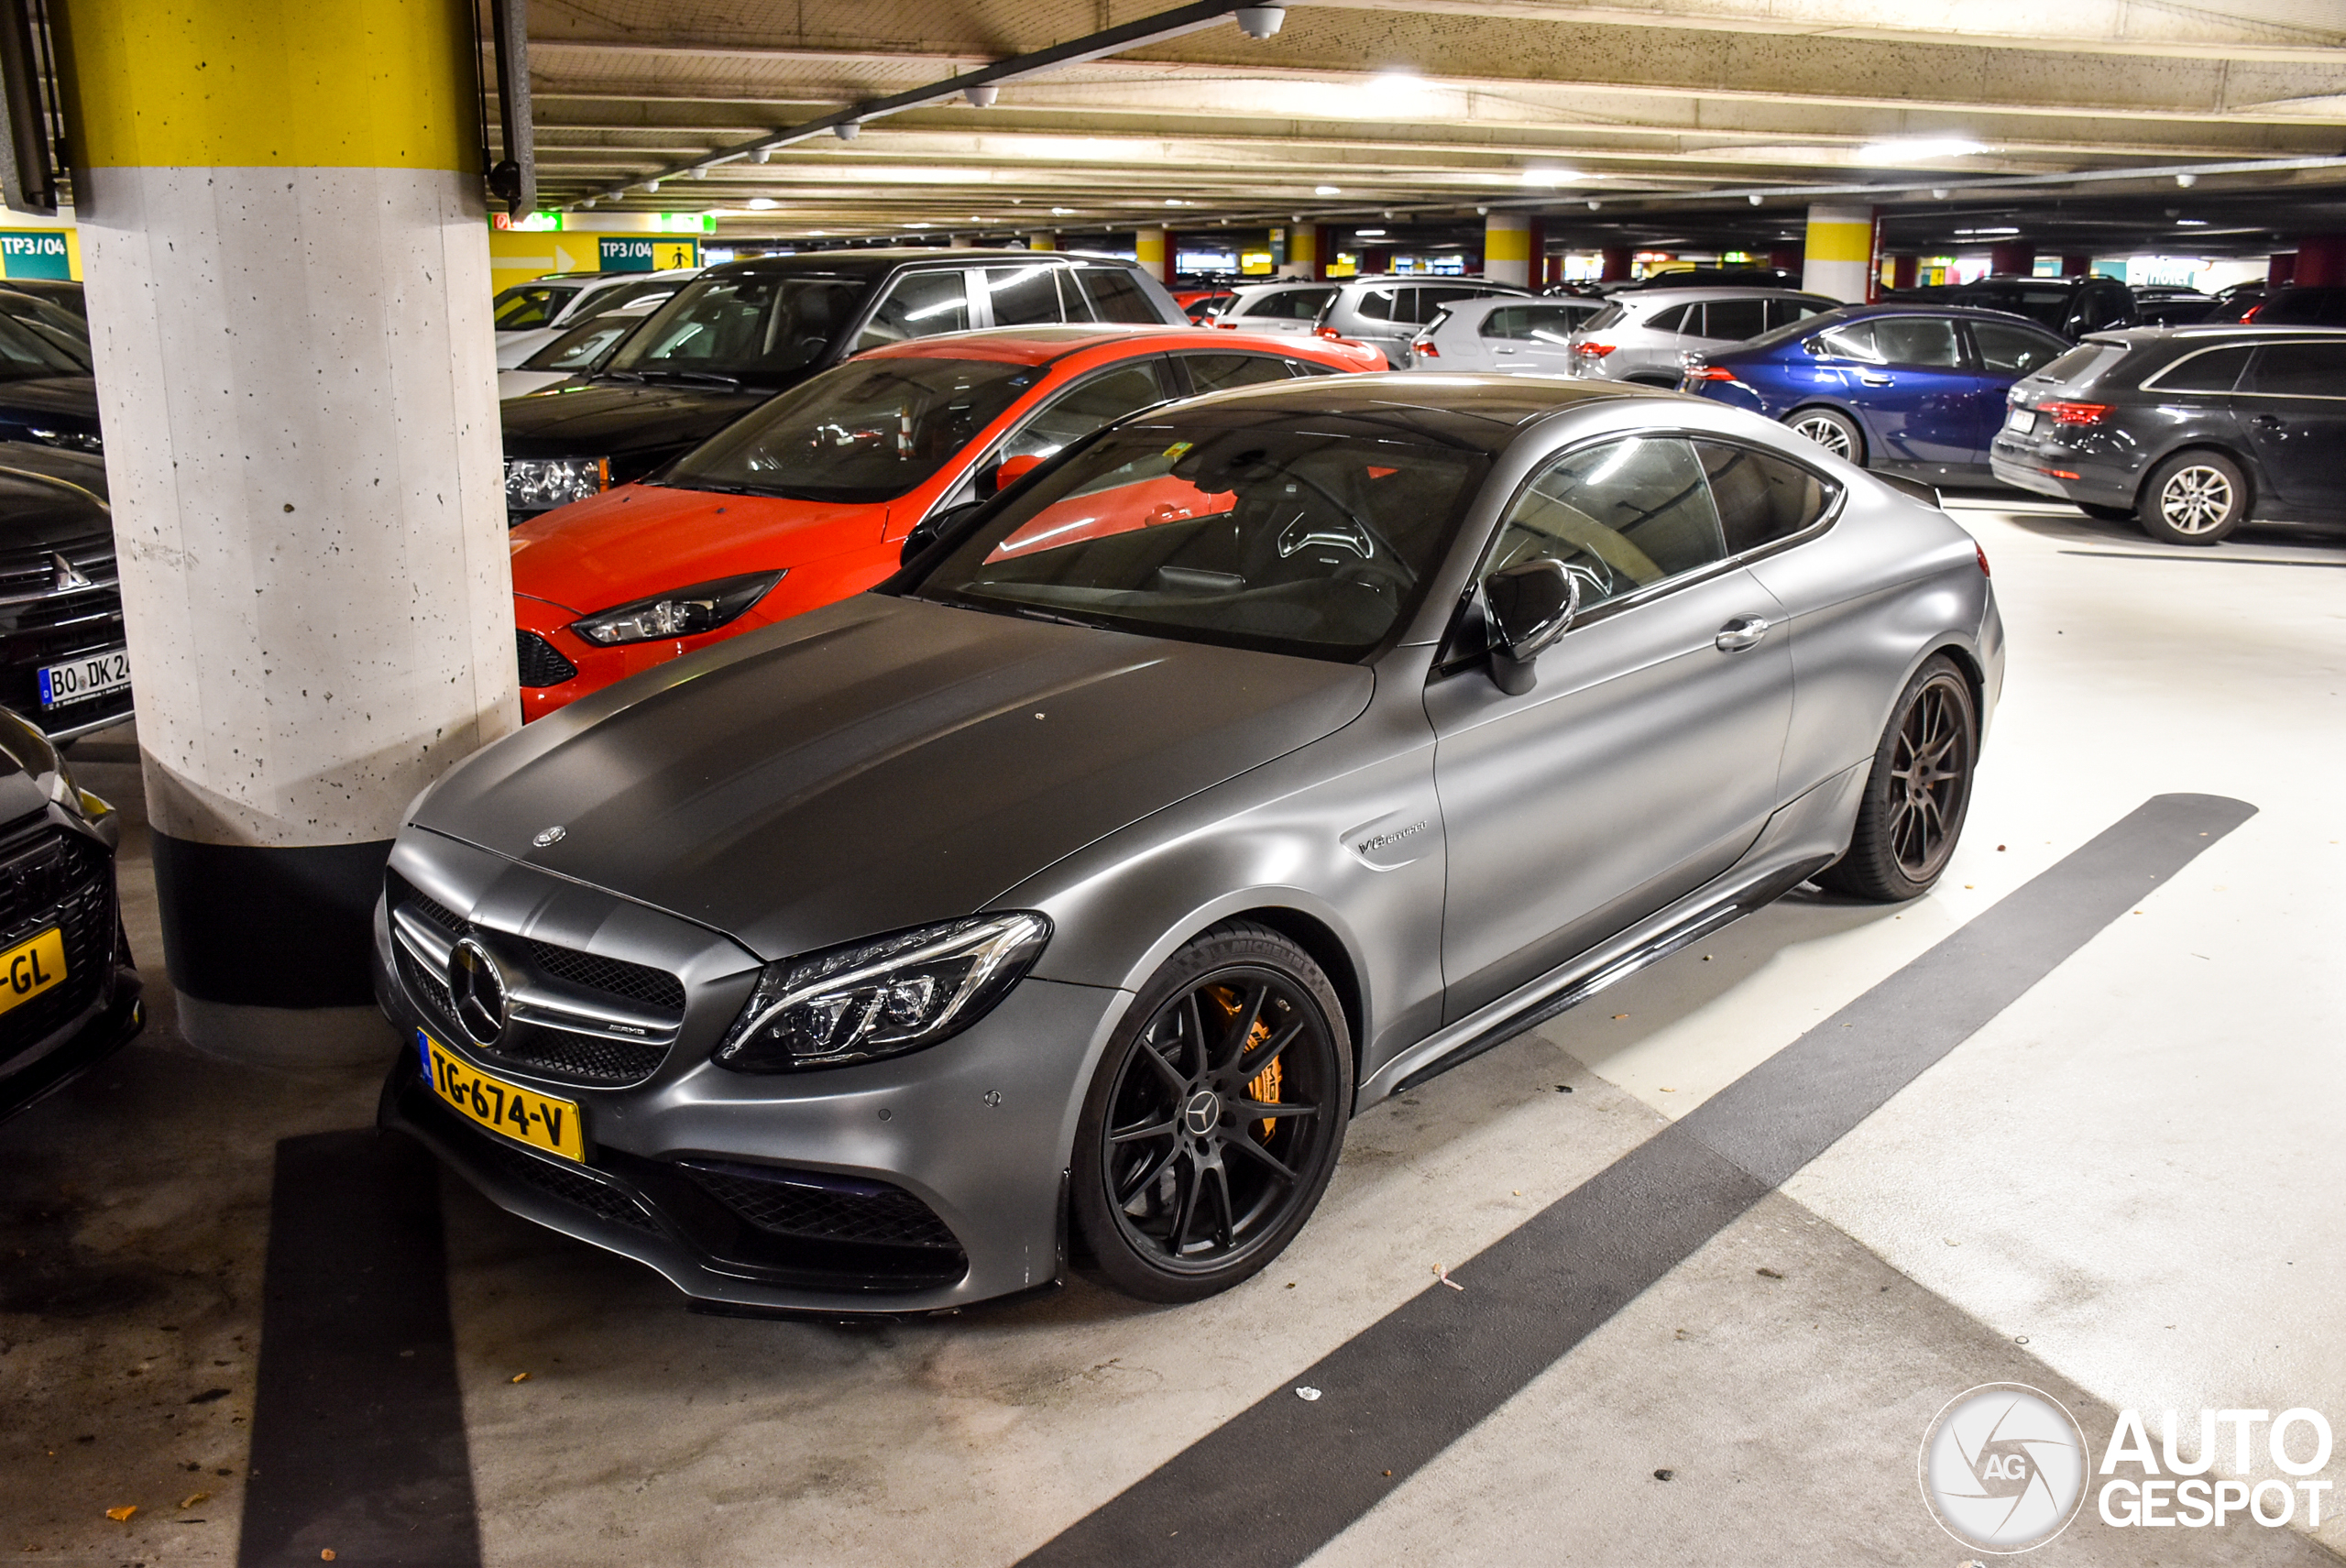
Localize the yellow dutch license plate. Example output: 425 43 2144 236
418 1031 585 1163
0 927 64 1014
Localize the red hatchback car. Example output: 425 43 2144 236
510 324 1383 718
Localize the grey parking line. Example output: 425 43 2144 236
1014 793 2255 1568
237 1129 480 1568
2058 549 2346 568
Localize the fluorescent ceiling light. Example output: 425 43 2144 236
1314 184 1341 195
1356 227 1387 236
1368 71 1423 93
1050 206 1075 215
1520 167 1583 186
746 197 776 210
1856 137 1986 164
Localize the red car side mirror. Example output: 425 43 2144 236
994 454 1045 490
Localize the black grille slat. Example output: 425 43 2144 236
387 872 463 937
517 630 577 687
685 1164 960 1251
520 938 685 1014
471 1129 661 1233
484 1025 666 1085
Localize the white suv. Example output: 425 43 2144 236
1567 288 1839 385
1209 280 1341 337
491 268 702 368
1408 296 1606 374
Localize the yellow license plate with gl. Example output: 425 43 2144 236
0 927 64 1014
418 1031 585 1162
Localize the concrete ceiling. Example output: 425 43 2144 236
510 0 2346 251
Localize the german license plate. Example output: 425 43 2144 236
419 1031 585 1162
0 927 63 1014
37 646 129 710
2003 407 2037 435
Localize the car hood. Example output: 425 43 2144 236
510 483 888 614
499 378 784 469
412 595 1376 959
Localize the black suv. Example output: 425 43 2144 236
499 248 1184 523
1990 324 2346 543
1887 274 2137 340
2243 286 2346 326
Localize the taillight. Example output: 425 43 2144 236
1318 326 1343 341
2241 302 2264 323
1575 342 1615 358
2043 400 2111 425
1414 339 1439 358
1688 366 1736 382
1976 543 1990 577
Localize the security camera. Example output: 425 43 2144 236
834 122 861 141
1235 5 1287 38
966 85 999 108
2176 172 2198 188
1748 192 1763 205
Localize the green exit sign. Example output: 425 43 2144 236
0 231 71 280
597 236 699 272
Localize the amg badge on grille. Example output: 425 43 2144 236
532 825 566 848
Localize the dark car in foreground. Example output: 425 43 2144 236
0 449 130 737
499 249 1185 524
0 705 142 1122
378 376 2000 1314
1885 273 2136 340
1684 303 2069 478
1990 324 2346 543
0 290 99 457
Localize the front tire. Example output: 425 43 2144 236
1070 921 1351 1303
1787 407 1866 466
1818 655 1978 902
2139 451 2247 545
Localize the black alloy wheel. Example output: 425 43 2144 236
1819 655 1978 902
1071 921 1351 1302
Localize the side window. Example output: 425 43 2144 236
1813 321 1881 362
1482 436 1727 614
1184 352 1291 394
2153 345 2250 393
1699 298 1770 341
1480 305 1529 340
1644 304 1691 335
1074 267 1159 323
1970 321 2067 376
592 280 682 313
1416 286 1485 321
2246 342 2346 398
1354 287 1398 323
1695 441 1837 555
1870 317 1963 367
1252 286 1334 321
1766 298 1828 331
853 270 970 351
981 265 1063 327
994 362 1171 466
1282 356 1340 377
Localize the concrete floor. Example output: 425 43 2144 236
4 499 2342 1565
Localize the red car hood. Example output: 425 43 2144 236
509 483 891 614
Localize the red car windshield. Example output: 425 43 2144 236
660 356 1038 504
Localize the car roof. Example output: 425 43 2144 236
1616 286 1835 303
1232 280 1333 292
702 247 1104 282
860 323 1343 367
2086 323 2346 343
1824 302 2067 325
1114 372 1657 452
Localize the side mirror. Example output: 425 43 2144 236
1483 558 1579 696
993 453 1044 491
900 500 986 568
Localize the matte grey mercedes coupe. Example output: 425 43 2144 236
377 376 2002 1312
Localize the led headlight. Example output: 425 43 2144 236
714 912 1051 1072
505 455 609 514
568 570 784 647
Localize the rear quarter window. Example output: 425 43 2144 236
2141 344 2250 394
2028 341 2128 388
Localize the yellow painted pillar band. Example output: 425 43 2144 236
1136 225 1168 281
54 0 477 171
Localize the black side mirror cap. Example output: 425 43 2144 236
1483 557 1580 696
900 499 987 569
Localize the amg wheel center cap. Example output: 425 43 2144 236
1182 1089 1222 1137
449 937 511 1047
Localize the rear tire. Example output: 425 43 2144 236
1070 921 1351 1303
2077 501 2134 522
2138 452 2247 545
1786 407 1866 466
1818 655 1978 903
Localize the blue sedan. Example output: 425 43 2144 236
1682 303 2070 477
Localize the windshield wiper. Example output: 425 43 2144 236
631 368 743 389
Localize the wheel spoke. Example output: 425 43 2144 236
1233 1098 1317 1121
1204 1161 1235 1251
1222 1128 1302 1186
1135 1036 1187 1096
1239 1015 1304 1078
1168 1156 1201 1252
1218 982 1269 1069
1116 1142 1178 1205
1110 1115 1177 1146
1176 992 1210 1079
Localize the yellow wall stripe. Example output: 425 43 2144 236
1804 221 1875 266
56 0 477 171
1485 226 1531 263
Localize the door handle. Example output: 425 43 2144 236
1715 615 1771 652
1858 373 1894 387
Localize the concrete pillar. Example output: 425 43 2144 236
56 0 516 1063
2293 235 2346 287
1888 255 1920 291
1600 246 1634 282
1483 212 1530 288
1279 224 1322 280
2269 252 2297 286
1025 231 1056 252
2060 253 2094 277
1802 204 1875 303
948 234 975 250
1136 226 1170 282
1990 240 2036 276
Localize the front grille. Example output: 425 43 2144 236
483 1025 666 1085
0 531 127 726
389 873 462 937
476 1134 661 1233
521 938 685 1014
395 940 461 1036
517 630 577 687
0 820 117 1066
683 1162 961 1252
0 532 113 601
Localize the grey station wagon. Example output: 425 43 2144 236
378 377 2002 1314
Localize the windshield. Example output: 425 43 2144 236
0 311 88 378
910 422 1485 661
1957 283 2074 331
606 272 868 385
661 356 1037 503
493 284 578 330
0 292 90 368
519 312 648 373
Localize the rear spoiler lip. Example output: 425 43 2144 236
1874 471 1946 510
